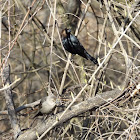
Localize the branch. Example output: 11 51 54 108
0 99 41 115
17 88 120 140
2 64 21 139
0 78 20 91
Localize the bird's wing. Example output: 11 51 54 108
69 35 82 48
69 35 88 58
63 36 76 54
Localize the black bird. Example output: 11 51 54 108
61 28 98 65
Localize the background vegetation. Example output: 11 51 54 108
0 0 140 139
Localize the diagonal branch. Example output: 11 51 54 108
17 88 120 140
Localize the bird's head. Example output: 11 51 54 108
65 28 71 34
61 28 71 38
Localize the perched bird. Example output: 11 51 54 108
61 28 98 65
33 94 61 118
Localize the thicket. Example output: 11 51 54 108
0 0 139 139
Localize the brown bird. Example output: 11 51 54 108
33 94 61 118
61 28 98 65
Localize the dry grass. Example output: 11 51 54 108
0 0 140 139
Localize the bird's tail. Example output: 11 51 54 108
84 51 98 65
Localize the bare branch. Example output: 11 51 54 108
2 64 20 139
17 88 120 140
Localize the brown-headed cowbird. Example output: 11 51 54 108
61 28 98 65
33 94 61 118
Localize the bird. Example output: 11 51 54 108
61 28 98 65
33 94 61 118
